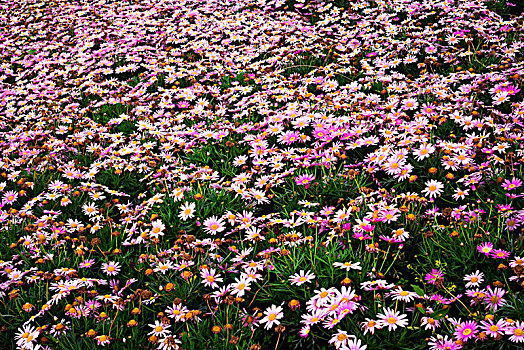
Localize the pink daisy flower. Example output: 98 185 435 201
490 249 510 259
422 180 444 199
464 270 484 288
200 268 223 289
481 318 507 338
346 337 368 350
295 174 315 188
509 256 524 268
3 191 18 204
388 287 417 303
454 320 478 342
484 287 506 311
428 335 460 350
421 103 436 115
299 325 311 338
329 330 353 349
79 259 95 269
403 98 418 110
101 261 121 276
202 216 226 235
506 320 524 343
280 131 300 145
229 276 251 297
420 316 441 331
289 270 315 286
261 305 283 330
502 177 523 191
477 242 494 256
150 220 165 239
425 269 444 285
376 307 408 331
361 318 381 335
96 334 110 346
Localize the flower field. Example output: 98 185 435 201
1 0 524 349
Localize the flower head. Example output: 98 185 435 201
261 305 283 330
289 270 315 286
377 307 408 331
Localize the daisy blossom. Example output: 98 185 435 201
376 307 408 331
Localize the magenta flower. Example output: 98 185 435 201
280 131 300 145
3 191 17 205
454 320 478 342
101 261 121 276
79 259 95 269
506 321 524 343
425 269 444 285
484 287 506 312
481 318 507 338
295 174 314 189
477 242 494 256
502 177 523 191
177 100 190 108
490 249 510 259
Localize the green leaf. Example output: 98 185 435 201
430 308 449 320
411 284 425 297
